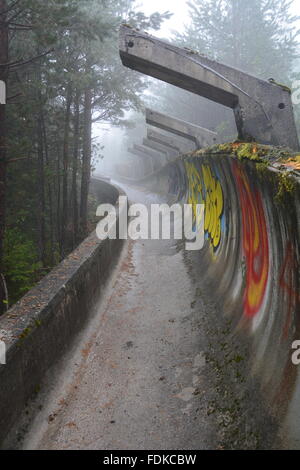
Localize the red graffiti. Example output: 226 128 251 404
233 162 269 317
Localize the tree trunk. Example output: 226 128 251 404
0 0 8 315
61 83 72 257
71 90 80 248
56 145 62 256
80 87 92 237
41 111 55 266
37 112 47 267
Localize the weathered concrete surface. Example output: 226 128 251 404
138 145 300 449
12 181 277 450
90 178 119 205
120 25 299 150
3 145 300 449
133 143 167 165
147 128 194 154
143 138 177 159
146 108 218 149
0 180 126 449
128 147 155 175
107 143 300 448
18 237 216 450
129 143 167 174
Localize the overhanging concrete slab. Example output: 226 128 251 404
119 25 299 150
133 144 167 165
128 147 160 172
146 108 217 148
147 129 194 153
143 138 177 159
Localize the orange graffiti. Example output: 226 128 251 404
233 162 269 317
282 160 300 170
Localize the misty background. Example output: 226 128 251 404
95 0 300 177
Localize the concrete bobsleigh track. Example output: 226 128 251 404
1 143 300 449
126 143 300 448
1 26 300 450
117 26 300 447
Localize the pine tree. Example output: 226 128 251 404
177 0 300 81
0 0 171 308
0 0 8 314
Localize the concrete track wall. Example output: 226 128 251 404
0 179 126 447
1 150 300 447
140 147 300 446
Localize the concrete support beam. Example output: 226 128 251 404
146 108 217 148
126 154 146 178
147 128 194 154
119 25 299 150
133 144 167 166
128 147 160 173
142 138 177 159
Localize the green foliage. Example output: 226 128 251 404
275 172 297 205
1 0 170 307
177 0 300 82
3 228 42 304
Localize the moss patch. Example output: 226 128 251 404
189 141 296 166
275 172 297 205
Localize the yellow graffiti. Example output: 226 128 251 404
185 162 204 231
184 162 224 249
202 165 223 248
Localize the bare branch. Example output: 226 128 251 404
0 48 54 68
0 0 22 17
7 156 36 164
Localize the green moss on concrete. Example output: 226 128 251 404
19 327 32 340
255 161 269 175
185 141 300 205
275 172 297 205
183 141 300 207
191 141 296 165
267 78 291 94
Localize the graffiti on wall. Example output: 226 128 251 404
185 161 224 249
279 241 300 340
202 165 224 249
233 162 269 318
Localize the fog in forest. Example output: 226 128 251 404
95 0 300 178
